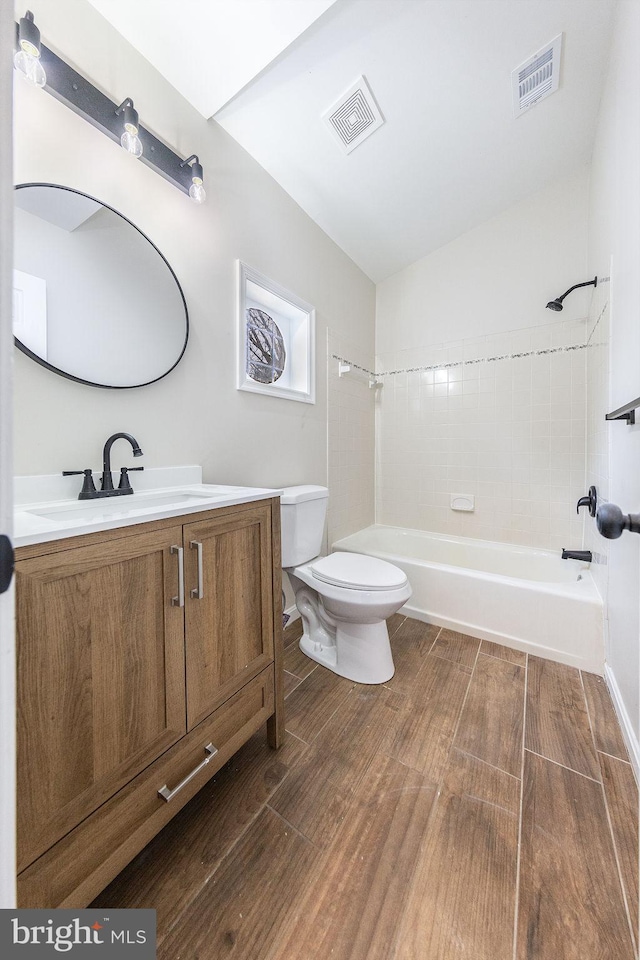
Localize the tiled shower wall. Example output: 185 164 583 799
327 330 376 546
584 280 610 603
376 317 587 552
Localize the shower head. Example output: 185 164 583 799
545 277 597 311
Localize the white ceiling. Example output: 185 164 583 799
88 0 617 282
86 0 338 116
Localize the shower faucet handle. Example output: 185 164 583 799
576 486 597 517
596 502 640 539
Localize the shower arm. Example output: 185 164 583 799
555 277 598 305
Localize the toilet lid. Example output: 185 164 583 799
311 552 408 591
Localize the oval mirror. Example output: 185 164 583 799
13 183 188 388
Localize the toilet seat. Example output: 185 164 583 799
310 552 408 592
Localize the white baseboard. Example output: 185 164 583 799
283 604 300 625
605 664 640 784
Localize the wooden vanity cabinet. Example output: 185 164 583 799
183 507 275 729
15 497 284 908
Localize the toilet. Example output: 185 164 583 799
280 485 411 684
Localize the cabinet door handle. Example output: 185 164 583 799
189 540 204 599
170 545 184 607
157 743 218 802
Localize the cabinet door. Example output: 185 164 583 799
16 527 186 870
183 502 274 728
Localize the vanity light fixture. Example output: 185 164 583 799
14 10 46 88
116 98 143 158
13 10 204 201
180 155 206 204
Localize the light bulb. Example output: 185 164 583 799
13 47 46 87
14 11 46 88
189 181 206 204
180 155 207 204
116 100 143 157
121 130 143 158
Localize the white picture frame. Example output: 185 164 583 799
236 261 315 404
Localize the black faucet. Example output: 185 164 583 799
63 432 144 500
561 548 593 562
101 432 143 492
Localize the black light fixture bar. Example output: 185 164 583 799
25 33 194 196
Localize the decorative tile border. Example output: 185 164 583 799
332 355 377 378
586 298 609 346
333 339 592 381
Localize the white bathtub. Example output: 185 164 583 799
332 525 604 674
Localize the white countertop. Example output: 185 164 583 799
14 466 282 548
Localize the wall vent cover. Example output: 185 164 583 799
512 34 563 118
323 76 384 154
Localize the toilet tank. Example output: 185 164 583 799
280 485 329 567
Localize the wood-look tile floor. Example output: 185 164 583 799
94 616 639 960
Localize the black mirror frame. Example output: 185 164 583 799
13 182 189 389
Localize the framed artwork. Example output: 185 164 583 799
237 261 315 403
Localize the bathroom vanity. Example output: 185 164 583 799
13 474 284 908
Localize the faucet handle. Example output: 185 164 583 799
576 485 597 517
118 465 144 492
63 469 97 500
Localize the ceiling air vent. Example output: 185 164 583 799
512 34 563 118
323 76 384 154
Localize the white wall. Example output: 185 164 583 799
0 0 16 910
376 171 591 551
377 168 591 354
12 0 375 513
587 0 640 763
327 329 376 547
585 276 610 615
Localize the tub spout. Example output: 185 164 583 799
561 549 592 562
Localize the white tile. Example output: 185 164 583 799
571 353 587 384
549 419 572 438
550 384 572 405
513 390 532 407
531 325 553 351
549 352 572 378
478 377 496 394
462 362 480 380
462 379 479 397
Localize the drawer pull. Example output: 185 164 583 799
157 743 218 802
170 545 184 607
189 540 204 599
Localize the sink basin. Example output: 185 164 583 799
27 486 246 522
14 472 282 549
28 492 207 522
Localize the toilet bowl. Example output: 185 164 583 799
280 486 411 684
